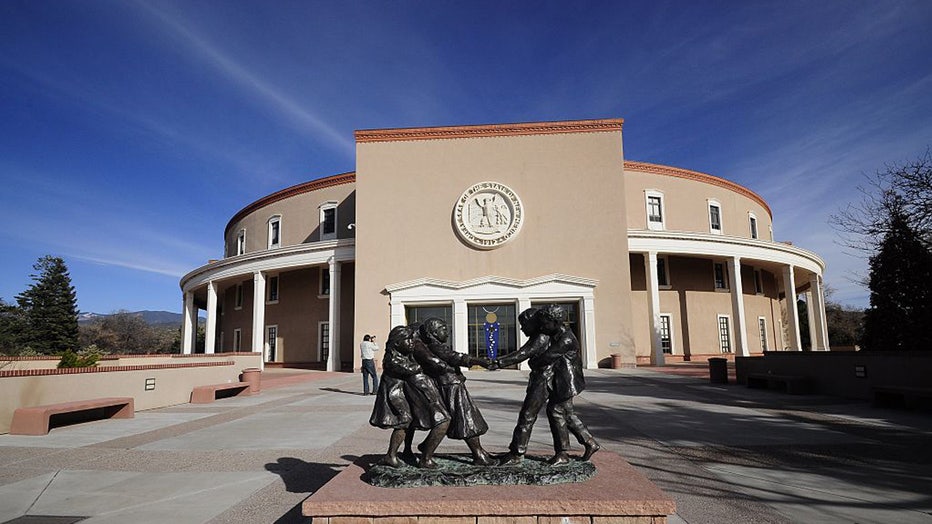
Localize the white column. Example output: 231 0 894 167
452 299 468 355
809 276 830 350
252 271 266 369
516 297 532 371
729 257 749 357
205 281 218 354
327 258 341 372
182 291 196 354
390 300 405 328
582 296 597 370
645 252 665 366
782 265 801 351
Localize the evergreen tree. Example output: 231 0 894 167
862 207 932 351
15 256 79 354
0 298 26 354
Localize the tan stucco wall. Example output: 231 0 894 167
224 184 356 257
212 265 353 364
355 129 633 365
624 168 772 239
629 253 782 357
0 354 261 434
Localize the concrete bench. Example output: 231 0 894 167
191 381 253 404
746 373 812 395
10 397 134 435
873 386 932 409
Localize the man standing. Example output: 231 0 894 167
360 334 379 395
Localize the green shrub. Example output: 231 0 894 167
57 348 100 368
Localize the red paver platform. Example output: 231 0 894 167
303 451 676 524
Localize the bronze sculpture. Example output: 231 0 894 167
369 307 598 471
494 305 599 465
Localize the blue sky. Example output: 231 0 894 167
1 0 930 313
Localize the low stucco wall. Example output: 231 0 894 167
0 353 262 434
735 351 932 400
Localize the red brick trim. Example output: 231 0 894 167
0 361 233 378
625 161 772 218
225 172 356 237
355 118 624 143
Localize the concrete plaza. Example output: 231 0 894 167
0 365 930 523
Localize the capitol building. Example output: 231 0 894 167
180 118 828 371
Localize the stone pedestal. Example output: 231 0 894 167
303 451 675 524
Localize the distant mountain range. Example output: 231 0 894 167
78 310 204 328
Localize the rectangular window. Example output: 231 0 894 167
718 316 732 353
320 204 337 241
530 301 581 342
268 217 281 248
659 314 672 354
758 317 768 351
319 321 330 362
657 256 669 287
236 229 246 255
267 276 279 303
713 262 728 289
233 328 242 352
406 305 454 345
749 216 758 239
645 191 665 231
647 196 663 223
319 267 330 296
754 269 764 294
709 204 722 232
234 283 243 309
467 303 517 361
266 325 278 362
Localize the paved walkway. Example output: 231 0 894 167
0 367 930 523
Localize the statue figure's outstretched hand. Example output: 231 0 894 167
470 356 492 369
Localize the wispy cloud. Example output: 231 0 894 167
131 1 355 159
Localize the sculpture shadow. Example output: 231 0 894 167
320 386 367 396
268 456 357 524
265 456 348 494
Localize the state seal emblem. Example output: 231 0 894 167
453 181 524 249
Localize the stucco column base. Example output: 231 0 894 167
303 451 675 523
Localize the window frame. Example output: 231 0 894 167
267 274 280 304
713 261 729 290
754 269 764 295
319 201 338 241
656 255 671 288
268 215 282 249
645 190 666 231
266 325 278 362
234 283 244 310
659 313 674 354
717 314 733 353
236 229 247 256
318 321 330 362
318 267 330 298
748 212 758 240
758 317 768 352
233 328 242 352
708 199 723 234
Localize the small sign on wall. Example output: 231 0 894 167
145 378 156 391
854 365 867 378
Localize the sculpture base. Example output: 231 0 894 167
368 454 596 487
303 451 676 523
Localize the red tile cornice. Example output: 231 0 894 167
624 161 772 218
355 118 624 143
225 172 356 237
